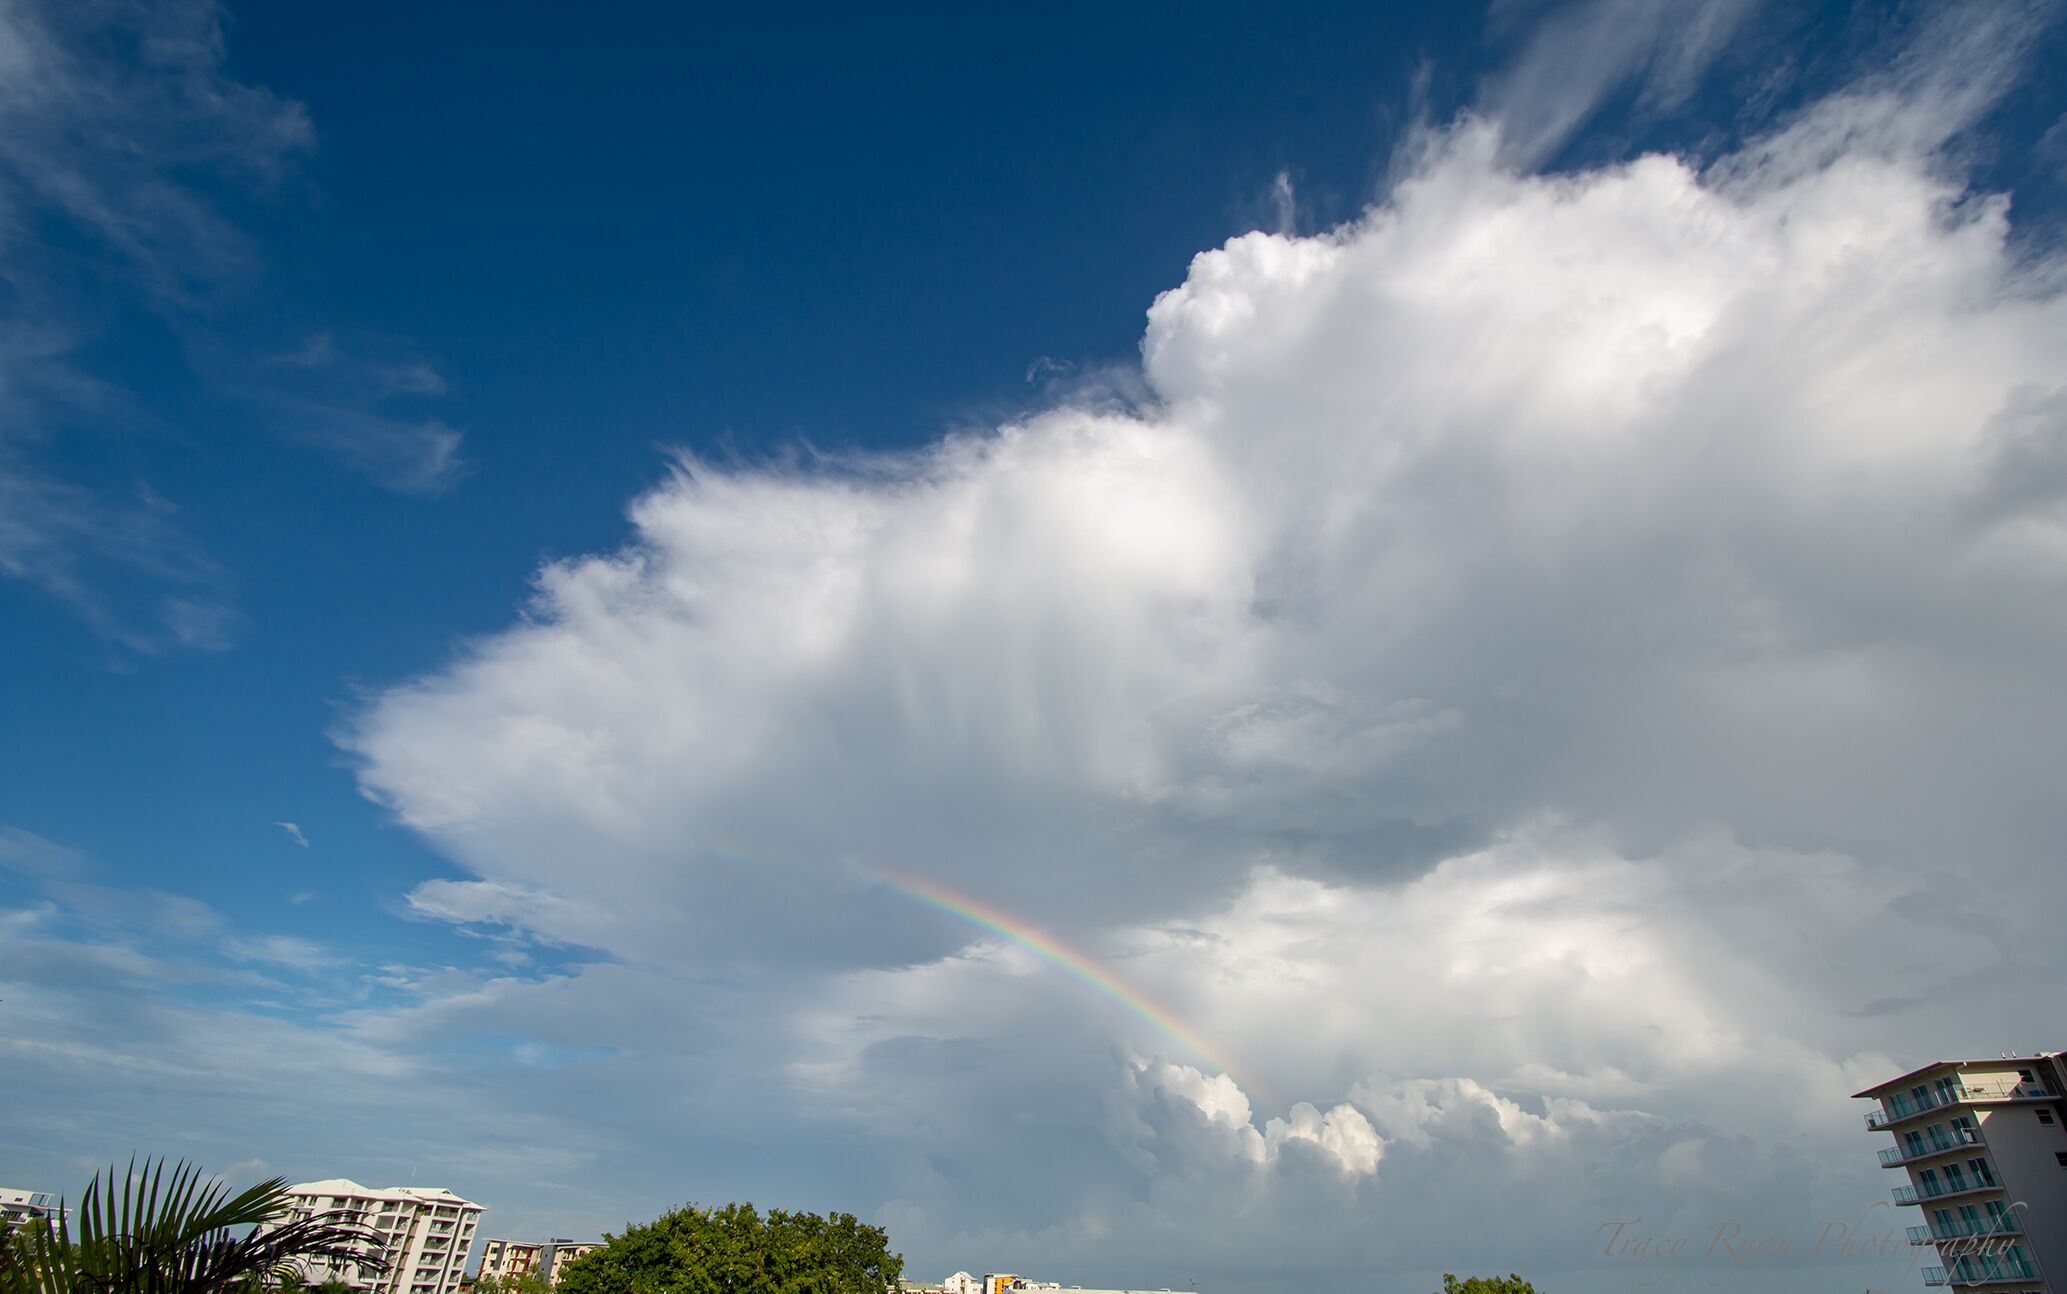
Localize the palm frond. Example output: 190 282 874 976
4 1159 389 1294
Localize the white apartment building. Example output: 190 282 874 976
476 1238 602 1287
1858 1050 2067 1292
276 1180 483 1294
1 1188 62 1233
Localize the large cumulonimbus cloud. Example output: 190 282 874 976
344 34 2067 1290
349 88 2067 961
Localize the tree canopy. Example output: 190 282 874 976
554 1203 900 1294
1438 1276 1542 1294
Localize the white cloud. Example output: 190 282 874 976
352 68 2067 956
251 337 469 495
1478 0 1762 164
220 934 338 974
0 825 88 877
1 10 2054 1288
340 57 2067 1275
276 822 310 848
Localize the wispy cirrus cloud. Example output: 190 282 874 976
219 933 339 974
249 334 469 496
0 0 466 649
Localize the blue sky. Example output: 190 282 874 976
6 3 2067 1292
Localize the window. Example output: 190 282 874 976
2018 1069 2035 1084
1970 1157 1995 1186
2039 1109 2056 1125
2055 1152 2067 1167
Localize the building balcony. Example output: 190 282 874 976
1880 1126 1985 1167
1920 1254 2041 1287
1868 1086 1968 1129
1908 1216 2023 1245
1893 1180 2003 1206
1868 1084 2059 1131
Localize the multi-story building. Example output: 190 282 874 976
1 1188 62 1234
274 1180 483 1294
1857 1050 2067 1291
476 1238 602 1287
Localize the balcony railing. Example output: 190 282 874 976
1881 1126 1985 1166
1919 1253 2041 1287
1893 1178 2002 1206
1868 1085 1969 1129
1907 1216 2023 1245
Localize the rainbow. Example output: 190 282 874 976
872 867 1263 1101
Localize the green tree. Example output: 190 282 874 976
0 1158 385 1294
472 1274 549 1294
554 1203 900 1294
1438 1277 1542 1294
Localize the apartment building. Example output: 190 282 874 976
1 1188 62 1234
1858 1050 2067 1291
275 1180 483 1294
476 1238 602 1287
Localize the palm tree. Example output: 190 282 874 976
1 1158 386 1294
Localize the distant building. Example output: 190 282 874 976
1856 1049 2067 1292
1 1188 62 1233
273 1179 483 1294
476 1238 603 1287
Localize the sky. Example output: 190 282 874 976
4 1 2067 1291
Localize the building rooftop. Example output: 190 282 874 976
285 1180 482 1207
1852 1050 2063 1099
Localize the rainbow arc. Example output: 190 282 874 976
872 868 1263 1102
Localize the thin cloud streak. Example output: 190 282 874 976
0 0 467 649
